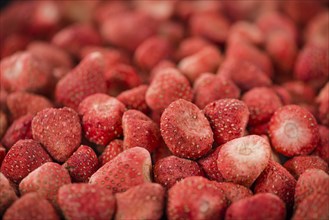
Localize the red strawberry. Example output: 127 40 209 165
63 145 99 183
117 85 150 114
146 68 193 113
175 37 211 60
122 110 160 153
198 147 225 182
99 139 123 166
273 85 292 105
227 21 264 46
1 139 52 184
3 193 59 220
254 160 296 209
248 122 269 135
316 82 329 126
305 11 329 47
55 52 107 111
282 81 316 104
284 156 328 179
152 139 173 163
89 147 152 193
0 144 5 166
225 193 286 220
1 114 33 150
78 93 125 146
0 173 18 215
32 107 81 162
150 60 176 82
212 182 253 204
167 176 227 220
203 99 249 145
157 20 184 45
313 125 329 163
217 135 271 187
0 111 8 139
193 73 240 109
176 1 222 20
154 155 204 188
115 183 165 220
6 92 53 120
58 183 116 220
242 87 282 126
160 99 213 159
19 162 71 206
0 34 30 59
268 104 320 157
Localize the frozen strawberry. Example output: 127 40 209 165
0 173 18 215
316 82 329 126
193 73 240 109
273 85 292 105
52 24 102 56
3 193 59 220
197 147 225 182
55 52 107 111
305 11 329 47
117 85 149 114
58 183 116 220
152 139 173 163
0 111 8 139
99 139 123 166
19 162 71 206
63 145 99 183
218 58 272 91
146 68 193 113
115 183 165 220
89 147 152 193
217 135 271 187
225 193 286 220
134 36 173 71
242 87 282 126
160 99 213 159
313 125 329 163
254 160 296 209
227 21 264 46
154 155 204 188
178 46 222 82
175 37 212 60
167 176 227 220
0 145 5 166
0 52 52 94
32 107 81 162
6 92 53 120
203 99 249 145
268 105 320 157
284 156 328 179
212 182 253 204
1 139 52 184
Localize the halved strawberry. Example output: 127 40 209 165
0 173 18 215
117 85 150 114
99 139 123 166
197 147 224 182
268 104 320 157
212 182 253 204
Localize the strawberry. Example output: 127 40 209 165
115 183 165 220
19 162 71 206
0 34 30 59
193 73 240 109
134 1 175 20
3 193 59 220
282 81 316 104
0 144 5 166
154 155 204 188
55 52 107 111
273 85 292 105
160 99 213 159
58 183 116 220
0 173 18 215
203 99 249 145
89 147 152 193
316 82 329 126
32 107 82 162
92 1 129 25
117 85 150 114
197 147 225 182
227 21 264 46
248 122 269 135
268 104 320 157
63 145 99 183
217 135 271 187
157 21 184 45
6 92 53 120
212 182 253 204
167 176 227 220
242 87 282 126
99 139 123 166
150 60 176 82
1 139 52 184
152 139 173 163
305 11 329 47
225 193 286 220
313 125 329 163
176 1 222 20
254 160 296 209
0 111 8 139
284 156 328 179
78 93 125 146
146 68 193 113
1 114 33 150
175 37 212 60
122 110 160 153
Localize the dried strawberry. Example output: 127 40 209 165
117 85 149 114
197 147 225 182
99 139 123 166
0 173 18 215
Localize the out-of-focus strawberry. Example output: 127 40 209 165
313 125 329 163
0 144 5 166
117 85 150 114
316 82 329 126
99 139 123 166
305 11 329 47
282 81 316 104
175 37 212 61
0 111 8 139
227 21 264 46
0 34 30 59
157 21 184 45
0 173 18 215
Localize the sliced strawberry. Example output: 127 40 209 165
313 125 329 163
117 85 150 114
268 104 320 157
32 107 81 162
154 155 204 188
115 183 165 220
197 147 225 182
0 173 18 215
203 99 249 145
212 182 253 204
99 139 123 166
58 183 116 220
78 93 125 146
160 99 213 159
89 147 152 193
167 176 227 220
316 82 329 126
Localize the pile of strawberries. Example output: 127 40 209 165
0 1 328 220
